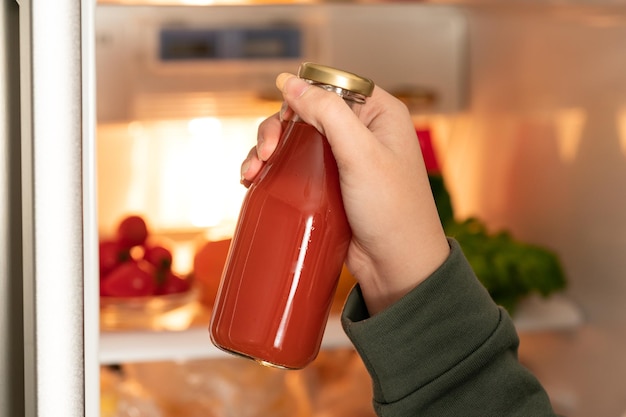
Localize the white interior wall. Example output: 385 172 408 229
437 8 626 415
439 4 626 324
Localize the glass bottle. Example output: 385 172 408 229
209 63 374 369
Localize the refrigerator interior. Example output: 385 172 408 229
95 4 466 416
447 5 626 416
93 2 626 417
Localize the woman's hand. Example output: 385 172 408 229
241 73 450 315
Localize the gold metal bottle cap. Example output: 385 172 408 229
298 62 375 97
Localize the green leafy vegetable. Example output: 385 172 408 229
429 176 567 313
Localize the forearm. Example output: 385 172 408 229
341 239 557 417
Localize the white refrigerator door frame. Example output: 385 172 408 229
18 0 99 416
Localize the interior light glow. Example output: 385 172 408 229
554 108 586 163
98 117 260 235
186 117 228 228
188 117 222 137
435 113 480 220
616 107 626 159
126 122 151 213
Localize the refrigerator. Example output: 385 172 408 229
3 0 626 416
2 0 99 417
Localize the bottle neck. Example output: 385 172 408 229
285 80 366 124
306 80 368 105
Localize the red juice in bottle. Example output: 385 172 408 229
209 63 374 369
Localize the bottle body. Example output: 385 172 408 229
209 63 373 369
210 121 350 369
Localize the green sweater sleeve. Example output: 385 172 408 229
341 238 558 417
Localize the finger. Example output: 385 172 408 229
240 146 264 187
275 73 376 166
256 112 282 162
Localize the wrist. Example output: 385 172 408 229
354 231 450 316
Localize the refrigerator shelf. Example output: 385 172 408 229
512 293 585 333
99 313 350 365
99 294 583 365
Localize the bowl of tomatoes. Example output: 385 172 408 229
99 215 198 330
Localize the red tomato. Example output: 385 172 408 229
156 271 191 295
143 245 173 271
116 215 149 249
99 240 130 279
100 260 157 297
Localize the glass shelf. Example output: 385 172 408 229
99 309 349 365
99 294 583 364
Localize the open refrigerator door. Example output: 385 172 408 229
11 0 100 416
